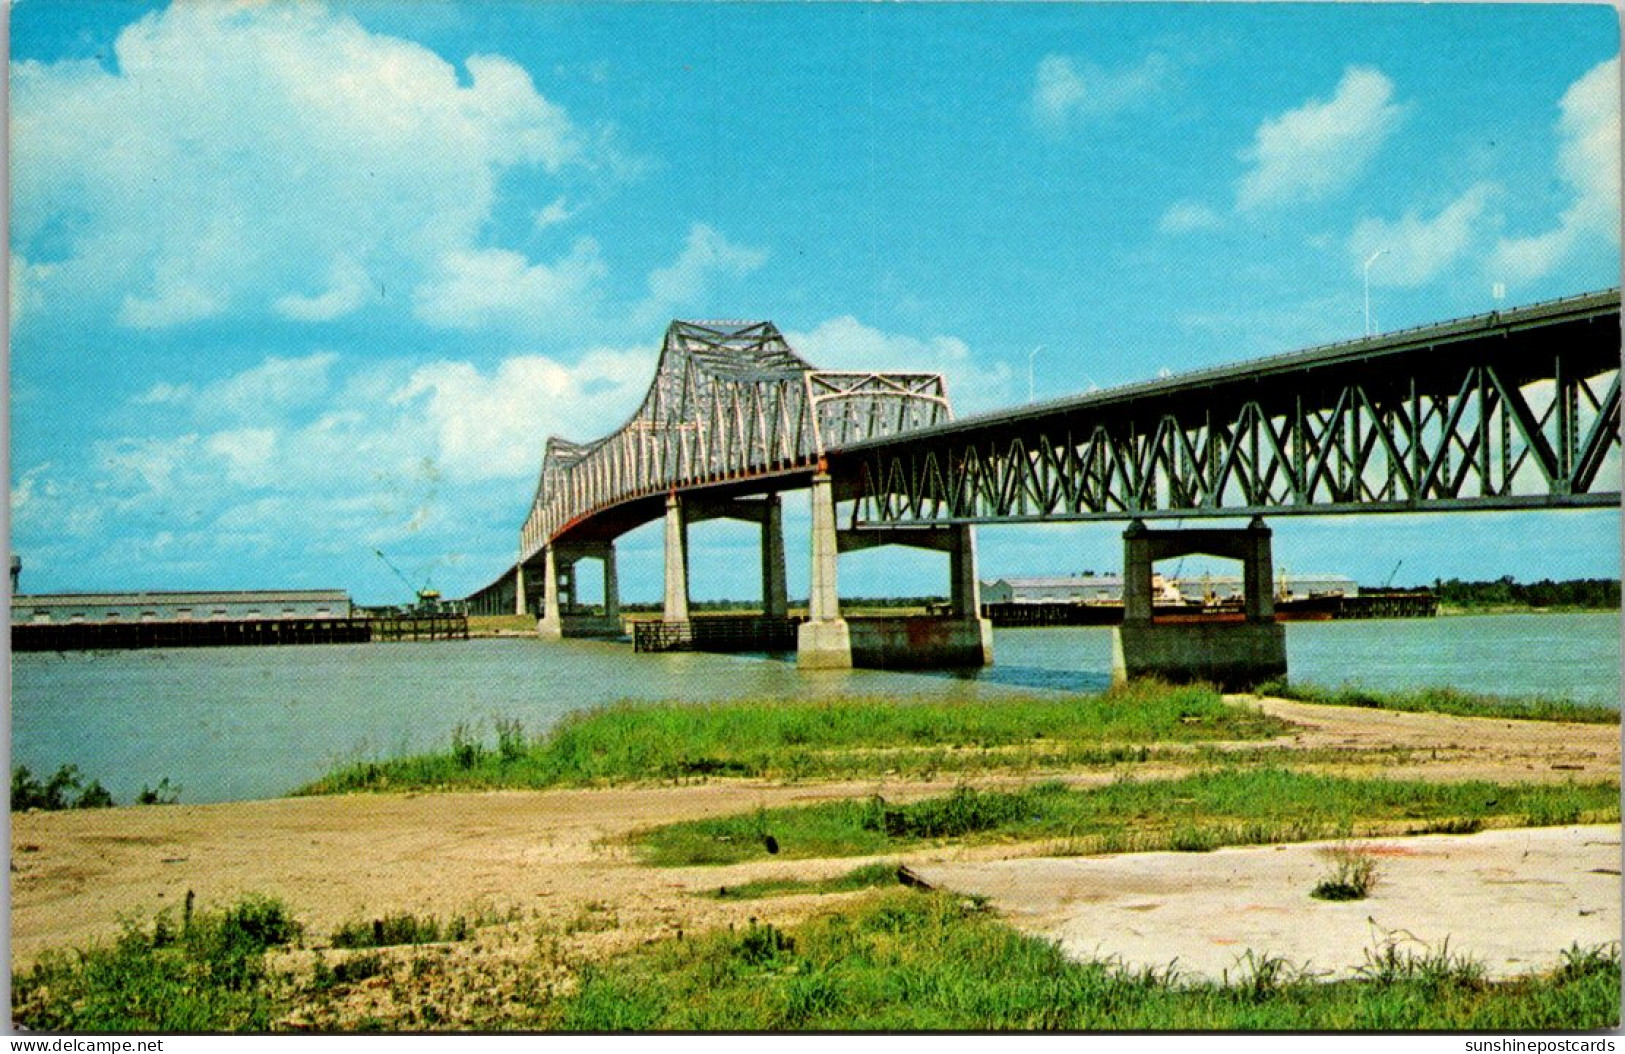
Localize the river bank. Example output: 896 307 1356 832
11 692 1620 1030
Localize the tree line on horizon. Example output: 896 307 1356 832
1431 576 1620 609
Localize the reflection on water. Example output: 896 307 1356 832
11 612 1617 805
911 664 1112 694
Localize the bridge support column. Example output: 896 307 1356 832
681 494 789 620
796 472 852 668
603 544 621 625
513 561 527 616
663 495 690 622
1111 518 1286 690
537 547 564 638
537 541 623 639
798 488 993 670
762 494 788 620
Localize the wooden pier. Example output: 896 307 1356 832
11 614 468 652
633 615 805 653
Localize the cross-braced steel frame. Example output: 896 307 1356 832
839 289 1621 526
520 320 949 559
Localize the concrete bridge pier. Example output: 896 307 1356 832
536 541 622 639
659 492 791 625
662 495 691 622
796 472 994 670
796 473 853 668
1110 518 1286 690
513 556 549 617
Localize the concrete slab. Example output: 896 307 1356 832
912 825 1622 981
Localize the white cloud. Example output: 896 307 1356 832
205 428 280 487
394 346 649 479
136 352 339 421
1030 53 1169 133
275 256 373 322
1236 67 1406 211
1158 200 1225 235
785 317 1014 415
413 240 609 331
533 196 578 230
11 2 618 332
1349 183 1499 288
1491 57 1620 285
643 224 768 314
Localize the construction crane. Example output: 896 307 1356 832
1383 559 1404 590
373 549 442 614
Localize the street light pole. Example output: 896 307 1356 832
1363 249 1388 336
1027 345 1044 403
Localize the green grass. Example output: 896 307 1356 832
296 681 1289 794
1257 679 1619 725
12 895 301 1032
705 862 904 901
633 769 1621 866
331 912 470 949
553 890 1621 1030
17 891 1619 1031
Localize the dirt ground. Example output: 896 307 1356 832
9 695 1621 973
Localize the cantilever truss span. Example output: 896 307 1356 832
521 320 949 558
839 289 1622 525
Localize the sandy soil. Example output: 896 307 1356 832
10 696 1620 973
914 826 1622 981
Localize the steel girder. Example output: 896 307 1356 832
520 320 950 559
841 289 1622 526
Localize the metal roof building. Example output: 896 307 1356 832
981 574 1357 605
11 590 353 625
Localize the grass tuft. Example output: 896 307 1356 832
708 862 904 901
1310 843 1382 901
297 682 1288 795
633 769 1620 867
1256 680 1617 725
12 894 301 1032
331 912 470 949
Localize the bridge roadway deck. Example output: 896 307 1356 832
831 288 1621 525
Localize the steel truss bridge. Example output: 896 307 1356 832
519 318 951 560
471 289 1620 615
837 289 1621 526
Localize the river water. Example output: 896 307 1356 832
10 613 1618 805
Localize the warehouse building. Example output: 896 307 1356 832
11 590 353 625
980 573 1357 605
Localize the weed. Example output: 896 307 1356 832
735 921 794 965
1169 824 1218 853
1229 950 1309 1001
12 894 300 1031
328 952 387 986
137 778 182 805
495 718 528 763
1356 933 1486 989
1311 842 1382 901
707 861 903 901
1555 942 1621 983
450 723 485 769
565 901 618 935
1408 817 1482 835
12 764 118 810
331 912 467 949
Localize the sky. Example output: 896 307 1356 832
8 0 1622 606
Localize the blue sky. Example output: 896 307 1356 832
9 1 1621 605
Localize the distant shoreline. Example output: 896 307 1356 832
1436 604 1620 617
